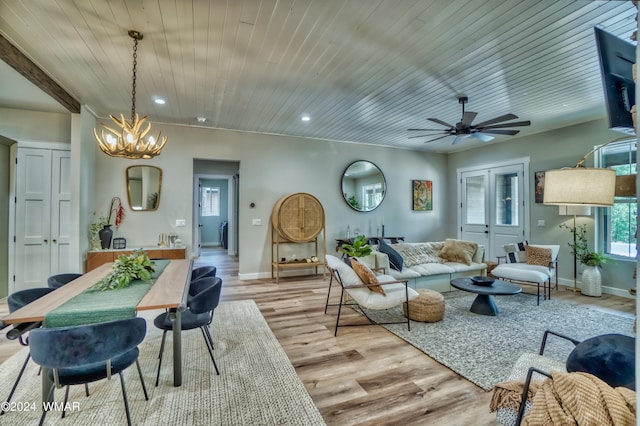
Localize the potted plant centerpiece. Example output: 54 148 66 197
338 234 372 265
560 223 613 297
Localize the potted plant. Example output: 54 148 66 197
338 235 372 262
560 223 613 296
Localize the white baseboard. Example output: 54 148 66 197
556 277 634 299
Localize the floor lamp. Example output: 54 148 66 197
558 205 592 293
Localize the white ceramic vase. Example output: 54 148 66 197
581 265 602 297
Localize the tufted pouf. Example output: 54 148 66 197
403 289 444 322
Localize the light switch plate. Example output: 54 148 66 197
176 219 186 227
252 219 261 226
537 219 545 227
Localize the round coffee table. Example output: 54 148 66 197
450 277 522 316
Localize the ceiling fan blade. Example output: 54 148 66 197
407 128 449 131
473 113 518 128
422 134 452 143
427 118 455 128
471 133 494 142
479 120 531 130
461 111 477 126
481 129 521 136
451 136 466 145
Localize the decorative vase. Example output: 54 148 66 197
581 265 602 297
99 224 113 250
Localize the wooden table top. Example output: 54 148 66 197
1 259 193 325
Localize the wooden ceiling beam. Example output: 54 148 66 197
0 34 80 113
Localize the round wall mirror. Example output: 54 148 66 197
126 165 162 211
341 160 386 212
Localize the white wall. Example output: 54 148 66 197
0 138 12 298
93 123 449 278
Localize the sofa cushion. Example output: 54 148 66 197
525 245 552 267
438 239 478 265
491 263 551 284
350 258 385 296
378 239 403 271
410 262 455 276
346 280 419 310
447 261 487 273
392 243 445 267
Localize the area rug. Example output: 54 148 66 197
365 291 635 391
0 300 325 425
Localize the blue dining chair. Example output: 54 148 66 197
1 287 55 416
154 276 222 386
47 273 83 289
191 265 217 281
29 317 149 426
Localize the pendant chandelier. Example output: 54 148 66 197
94 30 167 159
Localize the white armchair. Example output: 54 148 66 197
324 255 419 336
491 242 559 305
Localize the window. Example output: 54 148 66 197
362 183 383 210
599 140 637 259
201 187 220 217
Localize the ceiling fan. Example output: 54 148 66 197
408 96 531 145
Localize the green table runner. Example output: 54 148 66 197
43 259 170 328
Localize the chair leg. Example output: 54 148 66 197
38 382 55 426
201 327 220 375
118 371 133 426
61 386 70 418
85 383 90 397
0 352 31 416
324 275 334 314
136 360 149 400
155 330 168 387
334 289 345 336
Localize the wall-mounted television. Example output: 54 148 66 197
594 26 636 135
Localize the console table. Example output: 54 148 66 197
335 236 404 251
85 247 186 272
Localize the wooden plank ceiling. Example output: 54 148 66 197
0 0 636 152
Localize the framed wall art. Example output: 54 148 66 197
412 180 432 211
534 171 545 204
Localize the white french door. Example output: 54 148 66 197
459 161 528 261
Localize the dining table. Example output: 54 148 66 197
0 258 193 402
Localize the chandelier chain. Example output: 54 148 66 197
131 37 138 122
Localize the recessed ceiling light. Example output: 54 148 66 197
301 114 311 122
153 97 166 105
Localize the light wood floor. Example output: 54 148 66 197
0 249 635 425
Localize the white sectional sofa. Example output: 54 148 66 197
362 239 487 292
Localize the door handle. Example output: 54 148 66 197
44 239 48 243
484 231 489 234
52 239 57 243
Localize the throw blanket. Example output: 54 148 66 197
491 372 636 426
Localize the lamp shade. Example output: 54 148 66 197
543 168 616 207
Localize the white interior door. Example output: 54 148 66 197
460 161 527 261
50 151 72 273
15 148 52 291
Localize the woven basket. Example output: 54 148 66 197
403 289 444 322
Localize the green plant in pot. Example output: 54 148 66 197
339 235 372 261
560 222 613 296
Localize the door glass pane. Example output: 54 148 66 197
495 172 518 226
465 175 485 224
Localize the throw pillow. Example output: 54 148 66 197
392 243 445 267
438 239 478 265
378 238 404 271
525 245 552 267
504 241 528 263
350 258 386 296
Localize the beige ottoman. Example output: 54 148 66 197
402 289 444 322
